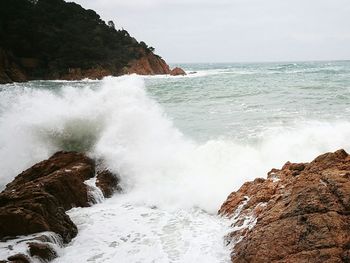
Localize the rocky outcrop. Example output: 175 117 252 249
219 149 350 263
125 51 186 76
0 151 121 262
125 48 171 75
0 151 96 243
0 47 186 83
170 67 186 76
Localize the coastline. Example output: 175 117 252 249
0 48 186 84
1 149 350 262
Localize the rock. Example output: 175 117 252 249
28 242 57 261
170 67 186 76
0 151 95 243
0 48 28 84
96 170 120 198
219 149 350 263
59 67 113 81
125 48 171 75
7 254 30 263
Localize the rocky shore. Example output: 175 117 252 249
0 47 186 84
1 149 349 262
0 152 119 262
220 149 350 263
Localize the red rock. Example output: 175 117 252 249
219 149 350 263
170 67 186 76
0 151 95 243
125 48 171 75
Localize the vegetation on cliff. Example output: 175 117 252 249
0 0 172 83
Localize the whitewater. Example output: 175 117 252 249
1 61 350 262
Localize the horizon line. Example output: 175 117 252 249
168 59 350 65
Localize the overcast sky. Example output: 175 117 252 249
73 0 350 63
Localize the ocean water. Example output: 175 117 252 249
1 61 350 262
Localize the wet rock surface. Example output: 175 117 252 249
0 151 121 262
28 242 58 261
0 151 95 243
96 170 120 198
7 254 30 263
219 149 350 263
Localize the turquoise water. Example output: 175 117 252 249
147 61 350 141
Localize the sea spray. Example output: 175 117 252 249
1 76 350 212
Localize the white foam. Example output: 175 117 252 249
0 231 63 262
85 177 105 205
1 76 350 210
1 75 350 262
53 198 231 263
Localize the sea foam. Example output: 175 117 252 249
1 76 350 212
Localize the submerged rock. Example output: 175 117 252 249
220 149 350 262
28 242 58 261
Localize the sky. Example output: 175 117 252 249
72 0 350 63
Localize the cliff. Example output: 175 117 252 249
0 0 184 84
220 149 350 263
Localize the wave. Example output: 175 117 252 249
1 76 350 213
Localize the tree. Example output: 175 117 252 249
107 20 115 30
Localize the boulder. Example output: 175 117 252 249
170 67 186 76
7 254 30 263
0 151 95 243
28 242 57 261
219 149 350 263
96 170 120 198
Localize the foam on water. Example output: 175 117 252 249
1 72 350 262
0 231 63 262
54 197 231 263
1 76 350 210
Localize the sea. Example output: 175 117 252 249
1 61 350 262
